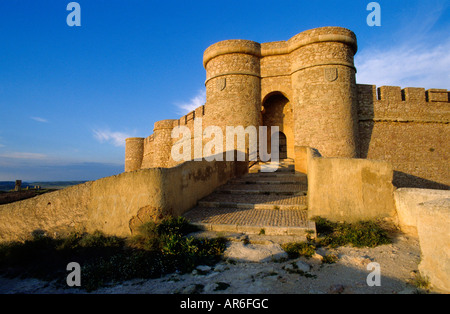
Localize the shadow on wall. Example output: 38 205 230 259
357 84 449 191
357 84 374 160
393 171 449 191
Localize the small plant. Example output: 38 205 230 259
322 253 338 264
157 216 200 237
282 242 316 259
411 273 430 290
313 217 391 248
305 229 315 242
0 216 226 291
259 228 266 235
284 262 316 278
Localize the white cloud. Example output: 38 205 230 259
356 1 450 90
31 116 49 123
92 129 133 147
175 89 206 115
355 40 450 89
0 152 47 159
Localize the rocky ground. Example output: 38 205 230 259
0 231 432 295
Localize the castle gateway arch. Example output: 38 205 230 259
261 92 292 160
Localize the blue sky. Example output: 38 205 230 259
0 0 449 181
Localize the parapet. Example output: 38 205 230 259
258 27 357 57
357 84 450 123
358 84 449 103
204 27 357 62
154 119 176 131
287 27 357 54
203 39 261 68
427 89 450 102
125 137 145 172
177 105 206 126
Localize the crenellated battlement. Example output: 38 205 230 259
427 89 450 102
357 84 450 124
177 105 206 126
153 119 176 131
358 84 449 103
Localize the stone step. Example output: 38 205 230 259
217 183 306 195
231 176 306 185
249 167 294 174
248 161 295 174
183 207 316 237
244 172 303 178
182 158 315 239
229 179 303 185
198 193 307 209
198 200 307 211
188 230 310 245
192 222 315 237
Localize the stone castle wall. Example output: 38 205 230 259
125 26 449 189
357 85 449 189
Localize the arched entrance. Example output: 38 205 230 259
261 92 293 160
278 131 288 159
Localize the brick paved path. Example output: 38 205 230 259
183 159 316 236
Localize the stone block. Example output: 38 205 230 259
394 188 450 235
417 198 450 293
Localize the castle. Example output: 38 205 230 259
1 26 449 292
125 26 449 190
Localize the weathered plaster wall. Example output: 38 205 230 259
305 147 396 222
0 156 247 243
417 198 450 293
393 188 450 235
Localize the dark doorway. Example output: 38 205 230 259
278 131 287 159
261 92 293 159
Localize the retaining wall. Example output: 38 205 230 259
0 154 247 242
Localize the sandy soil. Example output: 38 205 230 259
0 231 432 295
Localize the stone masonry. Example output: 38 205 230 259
125 26 449 190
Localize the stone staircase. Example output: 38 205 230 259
183 158 316 239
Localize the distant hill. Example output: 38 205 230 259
0 181 87 192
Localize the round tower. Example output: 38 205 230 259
125 137 144 172
152 119 176 167
203 40 262 158
289 27 359 158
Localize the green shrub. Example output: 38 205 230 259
322 253 338 264
157 216 199 237
127 222 160 251
282 242 316 259
0 216 226 291
314 217 391 248
281 218 391 260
